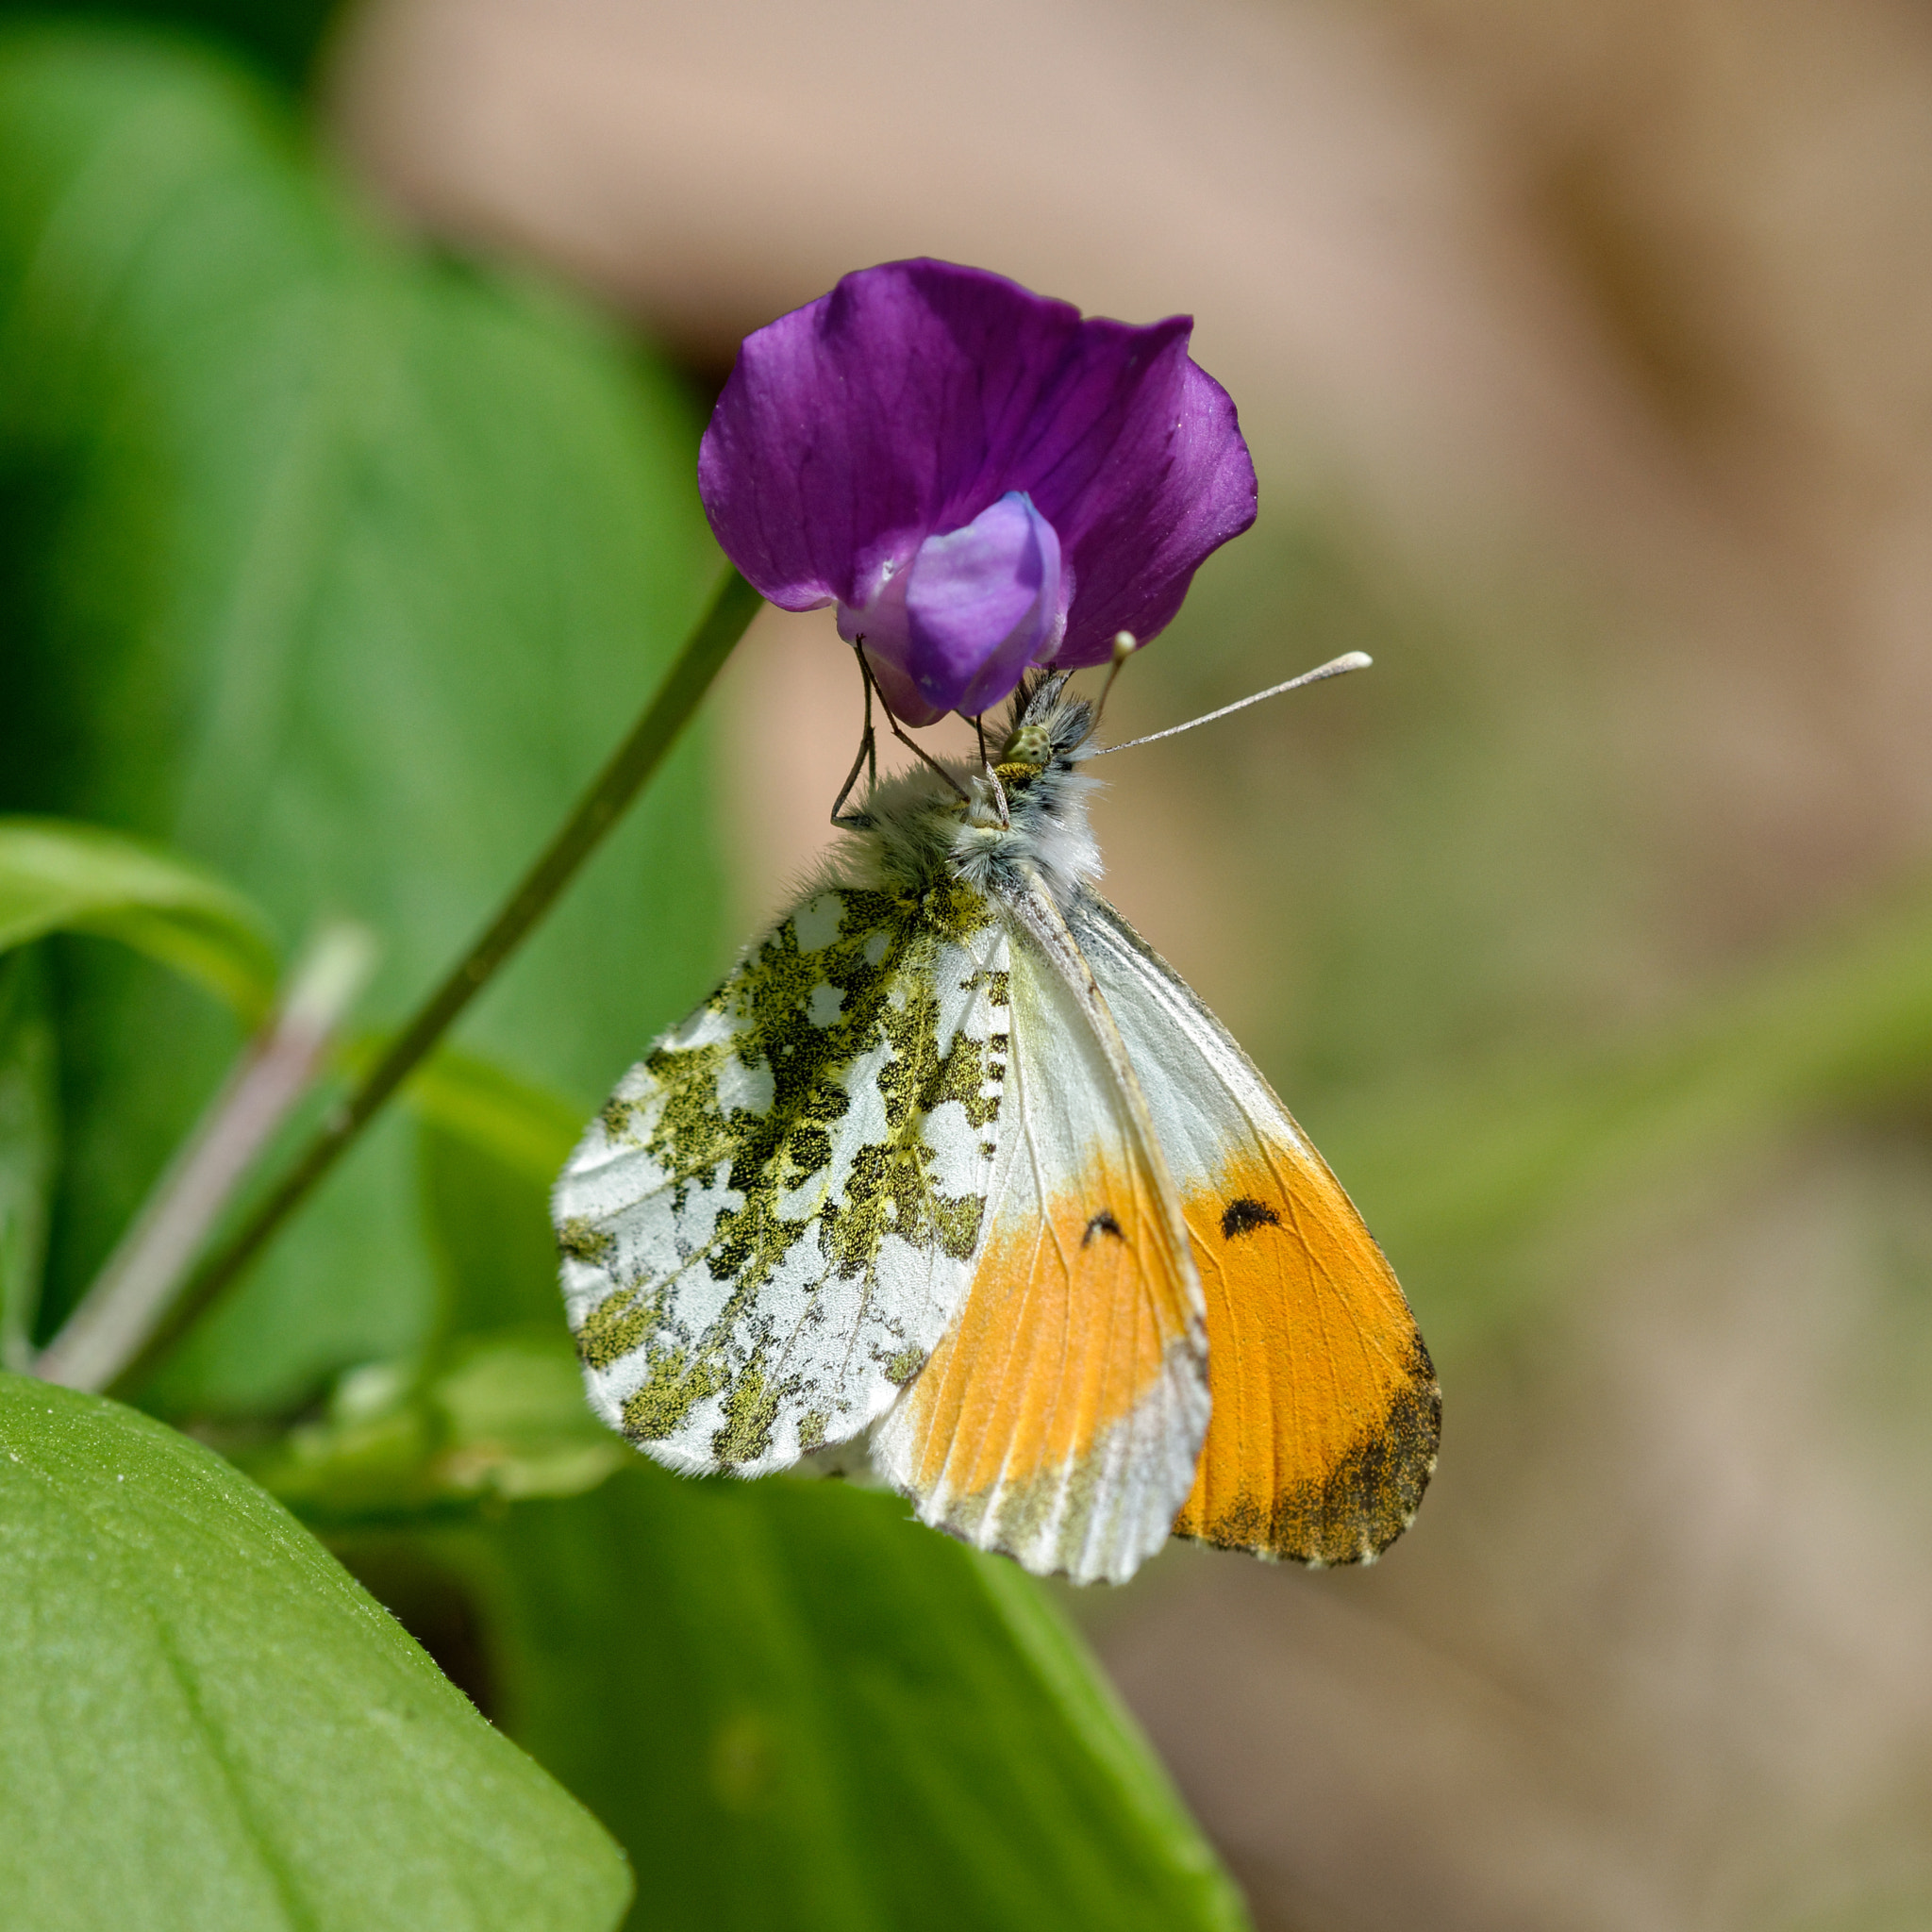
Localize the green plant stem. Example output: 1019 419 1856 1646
108 567 763 1398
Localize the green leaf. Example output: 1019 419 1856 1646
0 949 58 1370
0 27 726 1408
0 815 279 1020
343 1471 1250 1932
428 1328 626 1498
0 1370 631 1932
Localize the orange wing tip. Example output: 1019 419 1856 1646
1173 1347 1441 1568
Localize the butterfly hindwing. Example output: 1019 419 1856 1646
1072 897 1440 1565
873 880 1210 1585
554 881 1009 1476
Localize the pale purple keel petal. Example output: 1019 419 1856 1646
834 569 951 726
907 493 1061 715
859 648 948 729
841 494 1062 718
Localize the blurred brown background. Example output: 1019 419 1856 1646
324 3 1932 1925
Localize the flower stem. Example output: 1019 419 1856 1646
104 566 763 1400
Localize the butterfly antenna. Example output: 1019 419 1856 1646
1090 651 1373 757
1089 632 1140 733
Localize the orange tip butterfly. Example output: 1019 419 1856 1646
552 658 1439 1584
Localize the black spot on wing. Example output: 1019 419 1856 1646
1221 1197 1281 1241
1082 1209 1124 1246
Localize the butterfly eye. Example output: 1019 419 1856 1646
1220 1198 1281 1241
999 722 1053 765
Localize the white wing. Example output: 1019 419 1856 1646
553 883 1008 1476
874 877 1210 1585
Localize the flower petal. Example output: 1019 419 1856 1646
859 648 949 729
1034 351 1258 668
831 567 950 726
698 260 1079 614
903 492 1061 716
837 494 1062 722
697 258 1256 668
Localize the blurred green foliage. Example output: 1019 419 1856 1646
1338 871 1932 1357
0 0 334 84
0 23 724 1410
348 1470 1247 1932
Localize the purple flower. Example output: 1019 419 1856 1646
697 259 1258 724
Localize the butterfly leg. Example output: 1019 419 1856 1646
830 644 878 827
848 641 974 806
974 713 1012 827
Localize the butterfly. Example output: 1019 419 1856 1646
552 667 1438 1585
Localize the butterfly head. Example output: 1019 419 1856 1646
836 669 1105 910
938 670 1104 906
994 671 1098 772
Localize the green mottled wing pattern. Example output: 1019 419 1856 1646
553 883 1009 1475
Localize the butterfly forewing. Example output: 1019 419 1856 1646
554 882 1009 1476
873 882 1210 1585
1072 898 1440 1565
